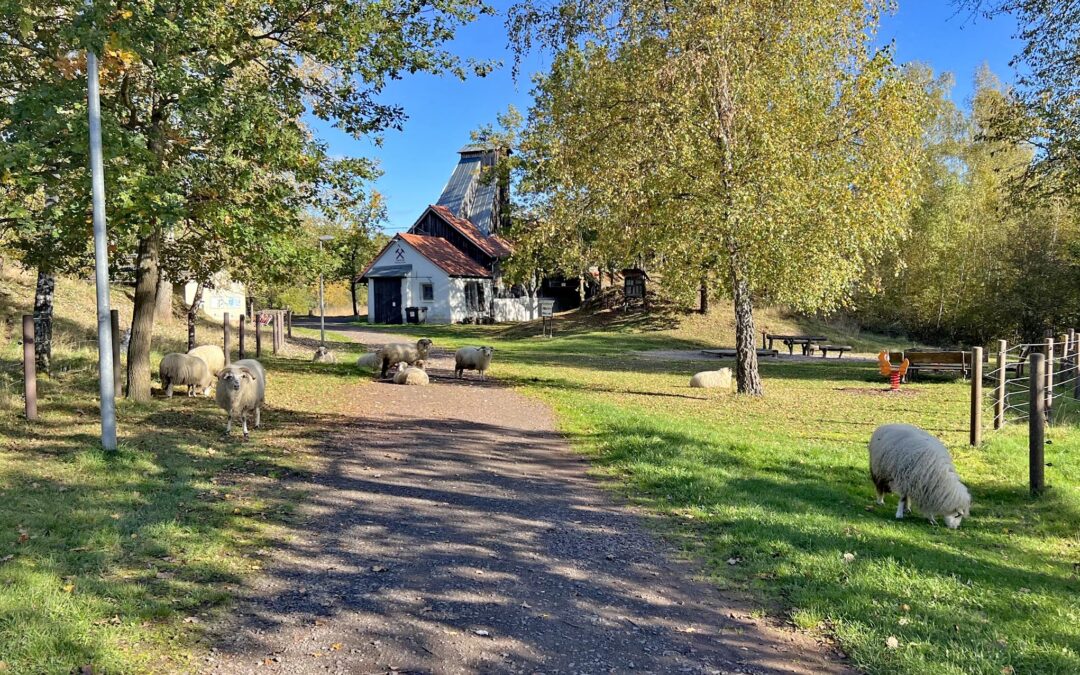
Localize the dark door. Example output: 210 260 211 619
371 278 402 324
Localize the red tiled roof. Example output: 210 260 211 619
428 204 514 259
398 233 491 278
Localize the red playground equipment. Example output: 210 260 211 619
878 351 910 391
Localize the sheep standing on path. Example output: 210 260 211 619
393 360 430 386
869 423 971 528
216 359 266 440
188 344 226 376
159 353 215 397
378 338 433 378
454 346 494 380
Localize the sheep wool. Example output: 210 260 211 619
393 361 429 386
869 423 971 528
188 344 226 376
159 353 215 397
357 352 380 370
378 338 433 378
215 359 267 439
689 368 732 389
454 346 495 380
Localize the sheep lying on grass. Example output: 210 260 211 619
188 344 225 376
357 352 379 371
869 423 971 528
378 338 433 378
454 346 494 380
216 359 266 440
393 360 429 386
689 368 732 389
159 353 214 397
313 346 337 364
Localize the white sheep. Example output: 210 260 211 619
454 346 495 380
159 353 215 397
377 338 433 378
689 368 732 389
356 352 380 370
392 360 429 386
869 423 971 528
313 346 337 364
188 344 226 375
215 358 266 439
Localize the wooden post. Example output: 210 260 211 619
1029 352 1045 496
286 309 292 338
1073 329 1080 399
255 312 262 358
994 339 1007 430
238 315 246 360
272 312 280 355
22 315 36 420
223 312 231 366
970 347 983 446
1044 337 1054 419
110 309 122 396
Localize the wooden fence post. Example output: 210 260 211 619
287 310 292 338
238 315 246 360
223 312 231 366
1029 351 1046 496
1044 337 1054 419
22 315 36 420
970 347 983 446
255 312 262 358
994 339 1007 430
1073 328 1080 399
110 309 122 396
272 312 280 355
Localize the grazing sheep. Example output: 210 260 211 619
188 344 226 375
215 359 266 439
689 368 732 389
313 346 337 364
378 338 433 378
454 346 495 380
159 353 214 397
869 423 971 528
356 352 379 370
392 360 429 386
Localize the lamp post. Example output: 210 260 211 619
87 30 117 451
318 235 334 347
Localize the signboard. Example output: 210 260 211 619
184 278 246 323
539 299 555 318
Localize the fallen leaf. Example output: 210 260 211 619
183 616 200 624
726 557 741 566
474 629 491 637
886 636 900 649
371 565 386 572
898 617 910 626
62 583 75 593
1001 667 1015 674
330 643 343 651
900 604 911 612
842 552 856 563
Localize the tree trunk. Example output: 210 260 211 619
350 279 359 317
126 230 161 401
731 261 763 396
33 267 55 375
699 279 709 314
186 283 203 351
155 276 173 322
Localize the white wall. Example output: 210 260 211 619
448 278 494 323
493 297 538 322
366 239 454 324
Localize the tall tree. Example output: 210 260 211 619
509 0 927 393
1 0 491 400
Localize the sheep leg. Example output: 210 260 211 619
242 413 250 440
164 379 173 398
380 357 390 379
896 495 907 519
187 384 196 397
254 405 261 429
224 414 233 436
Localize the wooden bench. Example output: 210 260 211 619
904 351 971 380
818 345 852 358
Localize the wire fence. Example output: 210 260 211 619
981 338 1080 431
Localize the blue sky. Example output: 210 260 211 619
310 1 1020 234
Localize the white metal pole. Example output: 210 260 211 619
87 48 117 451
319 240 326 346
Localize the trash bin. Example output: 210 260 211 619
405 307 420 324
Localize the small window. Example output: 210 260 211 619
421 283 434 302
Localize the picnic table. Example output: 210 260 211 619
763 333 828 356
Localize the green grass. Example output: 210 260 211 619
0 273 369 672
364 319 1080 675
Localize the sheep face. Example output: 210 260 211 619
417 338 433 352
220 367 256 392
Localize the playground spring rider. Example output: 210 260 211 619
878 351 910 391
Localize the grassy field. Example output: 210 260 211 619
0 270 366 673
361 316 1080 675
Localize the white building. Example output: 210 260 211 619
359 144 522 325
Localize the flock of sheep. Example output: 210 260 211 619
160 337 972 530
158 344 265 440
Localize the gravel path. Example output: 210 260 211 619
208 321 848 675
